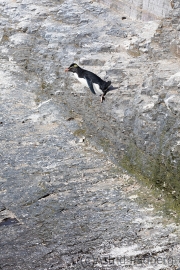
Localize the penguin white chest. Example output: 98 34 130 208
74 73 88 87
74 73 103 95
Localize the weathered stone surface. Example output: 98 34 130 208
0 0 179 194
1 54 179 270
97 0 172 20
1 0 180 269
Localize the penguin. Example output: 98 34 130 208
65 63 111 103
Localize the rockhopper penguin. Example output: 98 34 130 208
65 63 111 103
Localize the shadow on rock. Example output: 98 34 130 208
106 85 119 93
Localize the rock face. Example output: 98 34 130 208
1 0 180 269
99 0 172 20
0 0 179 199
57 1 180 201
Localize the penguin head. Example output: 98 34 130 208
65 63 79 73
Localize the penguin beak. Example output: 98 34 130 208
65 68 69 72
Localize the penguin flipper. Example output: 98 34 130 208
85 77 96 95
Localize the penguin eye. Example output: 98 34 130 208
69 63 78 69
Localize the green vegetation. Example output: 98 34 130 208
121 141 180 220
73 128 86 137
84 130 180 220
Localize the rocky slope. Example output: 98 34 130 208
1 0 180 198
1 0 180 269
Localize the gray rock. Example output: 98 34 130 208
0 1 180 270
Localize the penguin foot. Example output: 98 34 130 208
101 95 105 103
